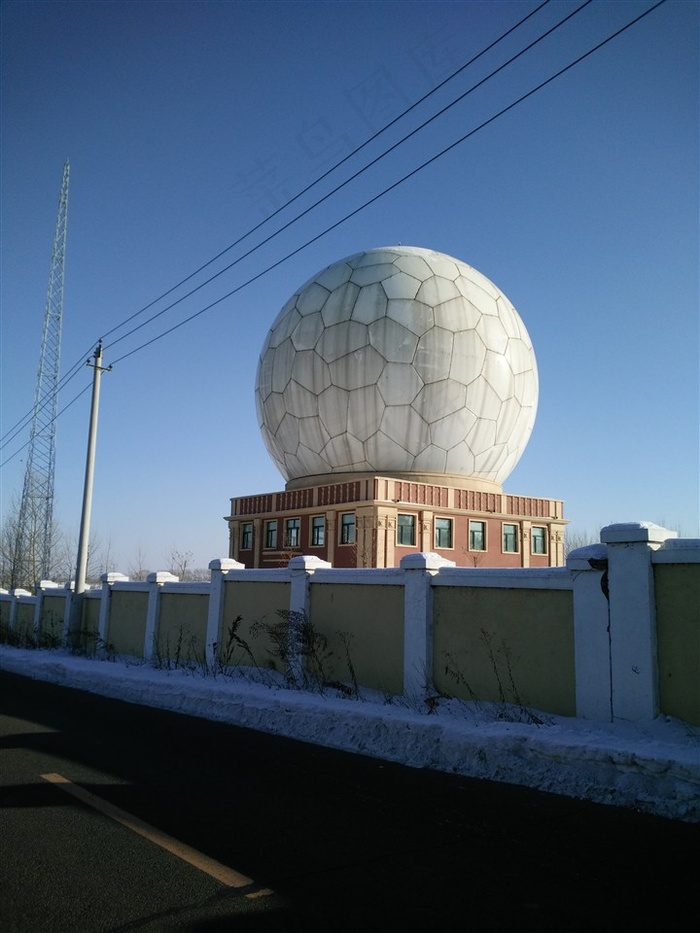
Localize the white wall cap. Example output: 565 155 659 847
161 581 210 594
101 572 130 584
566 543 608 570
12 588 33 597
38 580 62 589
287 555 332 571
208 558 244 571
657 537 700 550
311 568 402 585
146 571 180 583
652 538 700 563
434 566 571 588
400 552 456 570
600 522 677 544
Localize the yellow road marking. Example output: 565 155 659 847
41 773 272 897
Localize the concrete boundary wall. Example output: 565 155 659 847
1 523 697 725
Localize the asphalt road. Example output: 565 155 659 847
0 669 697 932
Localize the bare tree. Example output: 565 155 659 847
188 566 211 582
88 533 117 583
564 529 600 558
51 528 116 587
1 492 65 590
127 546 151 581
168 548 194 581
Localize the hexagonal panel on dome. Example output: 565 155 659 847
315 260 353 291
284 380 320 419
352 249 401 267
377 362 422 406
268 304 301 349
316 320 368 363
380 405 431 455
414 327 453 383
291 312 325 350
449 330 487 384
431 407 478 451
295 415 330 454
321 282 361 326
350 263 397 287
413 379 466 421
368 317 417 362
291 350 331 394
476 315 509 355
297 444 333 476
496 397 524 445
416 276 461 307
351 282 387 325
297 282 329 316
386 298 433 336
270 339 296 394
434 295 481 332
482 350 515 401
347 386 383 441
364 430 416 472
413 444 447 473
382 272 421 300
322 432 366 469
254 245 538 483
318 385 349 437
329 345 386 391
394 253 433 280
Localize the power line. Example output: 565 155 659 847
1 357 95 451
1 382 92 470
104 0 591 356
109 0 666 366
97 0 553 347
2 0 667 454
2 1 556 452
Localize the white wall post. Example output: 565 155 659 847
144 572 179 661
400 552 455 700
32 586 44 640
33 581 61 642
567 544 612 721
0 592 10 633
206 558 243 668
601 522 676 722
288 555 331 686
98 573 129 645
10 590 31 631
61 586 73 642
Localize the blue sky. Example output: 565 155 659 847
1 0 698 573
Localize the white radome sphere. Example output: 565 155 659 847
255 246 538 486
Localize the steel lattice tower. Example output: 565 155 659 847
12 161 70 589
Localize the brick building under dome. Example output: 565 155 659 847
227 474 566 569
226 246 567 569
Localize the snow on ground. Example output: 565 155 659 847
1 645 698 823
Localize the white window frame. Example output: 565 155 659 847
469 520 486 551
502 522 519 553
240 522 253 550
397 513 416 547
311 515 325 547
340 513 355 545
285 517 301 549
434 516 453 549
531 526 547 555
264 520 277 549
